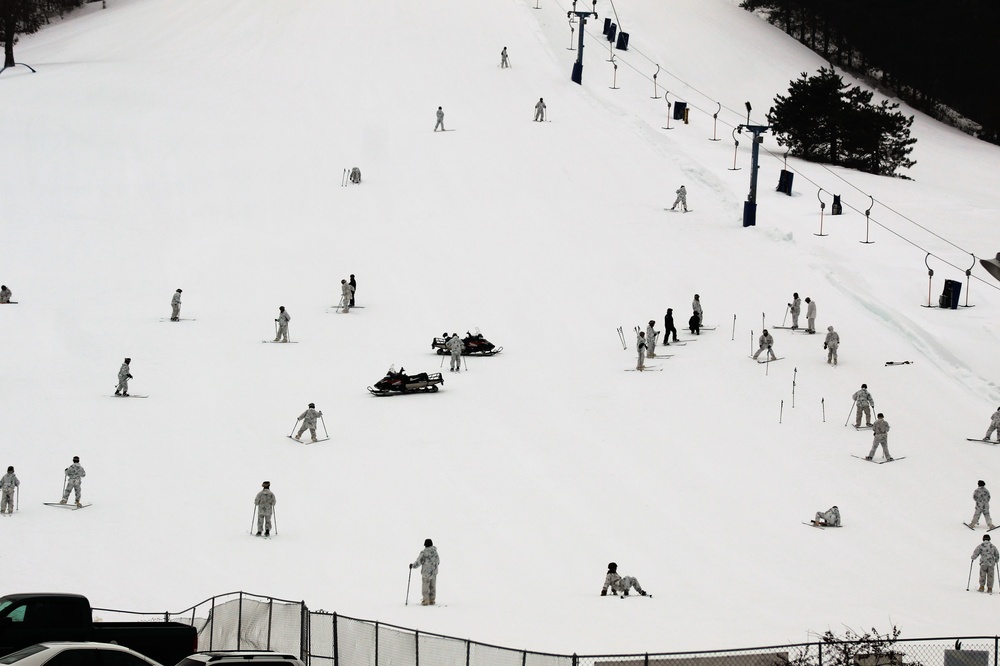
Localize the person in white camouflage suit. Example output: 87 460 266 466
670 185 688 212
645 320 659 358
852 384 874 428
115 357 132 396
971 534 999 593
635 331 647 370
865 413 892 461
274 306 290 341
984 407 1000 442
0 285 11 304
60 456 85 506
805 297 817 334
824 326 840 365
1 466 19 514
340 279 353 314
254 481 276 536
787 293 801 330
812 506 841 527
294 403 323 442
970 480 995 529
446 333 463 372
752 330 776 361
410 538 440 605
170 289 182 321
601 562 647 597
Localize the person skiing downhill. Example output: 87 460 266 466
645 320 659 358
115 357 133 396
434 107 445 132
812 506 841 527
60 456 85 507
1 466 19 514
865 413 892 461
984 407 1000 442
500 47 509 68
972 534 999 593
254 481 276 537
805 297 817 333
824 326 840 365
663 308 677 344
274 306 290 342
788 293 801 329
670 185 688 212
534 98 546 122
970 480 995 530
635 331 647 370
170 288 182 321
752 330 776 361
446 333 463 372
410 538 440 606
852 383 874 427
340 279 353 313
601 562 648 597
295 403 323 442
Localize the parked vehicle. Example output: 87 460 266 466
367 366 444 396
0 594 197 666
0 641 163 665
176 652 304 666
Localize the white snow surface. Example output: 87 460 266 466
2 0 1000 656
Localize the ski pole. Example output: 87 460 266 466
749 330 754 357
320 415 329 440
272 507 278 535
781 304 789 327
274 320 278 339
761 312 765 331
15 486 18 512
731 314 736 341
463 355 468 371
779 400 783 424
62 474 68 501
405 566 413 606
290 419 301 438
792 367 797 408
251 506 258 534
822 398 826 422
967 559 974 591
844 400 857 427
440 354 445 368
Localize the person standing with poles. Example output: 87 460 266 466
852 384 875 427
274 306 290 342
691 293 702 325
670 185 688 212
865 413 892 461
294 403 324 442
787 293 801 329
645 320 659 358
971 534 999 593
339 279 353 314
635 331 647 370
115 357 133 396
969 480 995 530
60 456 85 507
446 333 463 373
170 288 183 321
752 330 776 361
409 538 440 606
254 481 276 537
824 326 840 365
1 466 19 515
663 308 677 344
534 97 546 122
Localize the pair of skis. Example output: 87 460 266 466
43 502 91 510
851 454 906 464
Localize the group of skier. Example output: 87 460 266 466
634 295 702 371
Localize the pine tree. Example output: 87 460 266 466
1 0 45 68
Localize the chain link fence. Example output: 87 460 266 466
97 592 1000 666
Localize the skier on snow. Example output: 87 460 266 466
824 326 839 365
115 357 133 396
984 407 1000 442
670 185 688 212
1 466 19 514
60 456 85 507
645 320 659 358
446 333 463 372
500 47 509 68
692 293 702 325
294 403 324 442
787 292 801 329
804 297 816 333
170 288 182 321
410 538 440 606
812 505 841 527
865 413 892 461
340 279 353 313
972 534 999 593
688 311 701 336
254 481 276 537
434 107 445 132
534 98 546 122
852 383 875 427
601 562 648 597
635 331 647 370
970 480 995 530
752 329 776 361
663 308 677 344
274 306 290 342
0 285 12 303
349 274 357 307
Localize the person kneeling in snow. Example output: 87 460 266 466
812 505 841 527
601 562 647 597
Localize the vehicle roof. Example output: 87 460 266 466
32 642 144 650
186 652 300 660
0 594 89 602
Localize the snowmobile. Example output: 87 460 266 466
368 366 444 396
430 329 502 356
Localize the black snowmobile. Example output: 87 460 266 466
368 366 444 396
431 329 502 356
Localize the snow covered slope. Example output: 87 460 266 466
1 0 999 655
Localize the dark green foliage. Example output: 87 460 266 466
1 0 86 67
776 627 919 666
768 67 915 176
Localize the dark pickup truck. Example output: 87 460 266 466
0 593 198 665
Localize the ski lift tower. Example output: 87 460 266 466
569 0 598 84
738 102 769 228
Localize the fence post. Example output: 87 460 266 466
300 601 309 663
573 654 578 666
466 639 471 666
522 651 527 666
994 636 997 666
333 613 339 666
375 622 380 666
415 631 420 666
209 597 216 650
645 654 649 666
237 592 244 651
818 640 823 666
266 598 274 651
